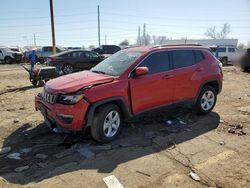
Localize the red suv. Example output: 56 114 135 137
35 45 223 143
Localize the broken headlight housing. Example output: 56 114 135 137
59 93 84 105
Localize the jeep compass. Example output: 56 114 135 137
35 45 223 143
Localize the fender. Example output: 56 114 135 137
195 79 221 101
84 96 132 130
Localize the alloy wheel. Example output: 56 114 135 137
201 90 215 111
103 110 120 138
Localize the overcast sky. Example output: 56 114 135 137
0 0 250 47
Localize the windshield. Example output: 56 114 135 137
91 50 142 76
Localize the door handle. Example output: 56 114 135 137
163 74 174 79
195 67 204 72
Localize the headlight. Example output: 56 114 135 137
59 93 84 104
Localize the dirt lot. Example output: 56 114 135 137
0 64 249 188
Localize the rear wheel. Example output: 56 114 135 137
4 56 12 64
62 64 74 74
91 104 122 143
195 86 217 115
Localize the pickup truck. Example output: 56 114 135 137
0 47 23 63
24 46 64 63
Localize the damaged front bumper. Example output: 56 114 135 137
35 94 90 133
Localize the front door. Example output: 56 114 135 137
129 51 174 114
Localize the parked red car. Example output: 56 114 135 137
35 45 223 143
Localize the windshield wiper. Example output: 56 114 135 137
91 70 106 74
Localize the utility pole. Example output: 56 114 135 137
33 33 36 46
98 5 101 47
143 24 146 46
50 0 56 54
138 26 141 46
105 35 107 45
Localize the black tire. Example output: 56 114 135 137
32 80 38 86
221 57 228 66
91 104 122 143
240 66 249 72
195 86 217 115
62 64 74 74
4 56 12 64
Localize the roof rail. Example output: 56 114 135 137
150 44 203 49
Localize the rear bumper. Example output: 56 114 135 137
35 95 90 132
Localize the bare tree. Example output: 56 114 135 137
205 26 217 39
238 43 245 50
205 23 231 39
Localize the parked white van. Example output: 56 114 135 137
210 45 242 65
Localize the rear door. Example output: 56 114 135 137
171 49 204 102
129 51 174 114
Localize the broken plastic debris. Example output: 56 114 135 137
219 141 225 145
0 147 11 155
189 172 200 181
20 148 32 153
179 120 187 125
165 120 173 125
15 165 29 172
35 153 48 160
7 153 21 160
77 147 95 159
103 175 124 188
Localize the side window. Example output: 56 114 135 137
71 52 81 58
228 48 235 52
193 50 204 63
0 50 2 53
218 48 226 52
85 52 99 59
43 47 52 52
172 50 196 69
61 52 72 57
139 51 171 74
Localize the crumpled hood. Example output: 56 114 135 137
46 71 114 93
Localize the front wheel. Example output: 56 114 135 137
195 86 217 115
91 104 122 143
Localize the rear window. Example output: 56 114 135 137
193 50 204 63
172 50 196 69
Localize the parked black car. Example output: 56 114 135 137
47 50 104 74
92 45 121 58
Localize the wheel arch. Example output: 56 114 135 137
196 79 220 101
84 96 132 131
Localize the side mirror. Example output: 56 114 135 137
134 67 149 76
